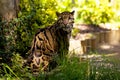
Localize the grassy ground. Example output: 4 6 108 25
0 52 120 80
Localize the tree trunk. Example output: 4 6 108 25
0 0 19 21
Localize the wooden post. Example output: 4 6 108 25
81 40 87 54
109 30 120 45
104 31 110 43
99 31 105 43
94 32 100 45
86 39 91 53
91 38 97 51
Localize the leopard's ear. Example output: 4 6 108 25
71 11 75 15
56 12 61 17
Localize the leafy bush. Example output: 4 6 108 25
0 20 16 63
77 1 114 25
13 0 58 57
0 0 58 69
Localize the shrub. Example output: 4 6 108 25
77 1 114 25
14 0 58 57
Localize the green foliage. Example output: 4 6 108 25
77 1 114 25
19 0 57 27
1 55 120 80
9 0 58 56
47 57 89 80
0 0 59 75
0 20 17 63
1 63 19 79
56 0 75 12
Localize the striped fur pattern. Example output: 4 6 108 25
24 11 75 74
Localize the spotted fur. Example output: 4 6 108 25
24 11 75 74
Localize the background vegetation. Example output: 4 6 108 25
0 0 120 79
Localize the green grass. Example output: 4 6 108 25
0 53 120 80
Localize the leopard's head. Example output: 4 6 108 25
56 11 75 33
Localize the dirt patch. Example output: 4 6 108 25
74 24 109 34
70 24 120 57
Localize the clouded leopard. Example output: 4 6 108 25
24 11 75 74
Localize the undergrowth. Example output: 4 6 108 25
0 54 120 80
